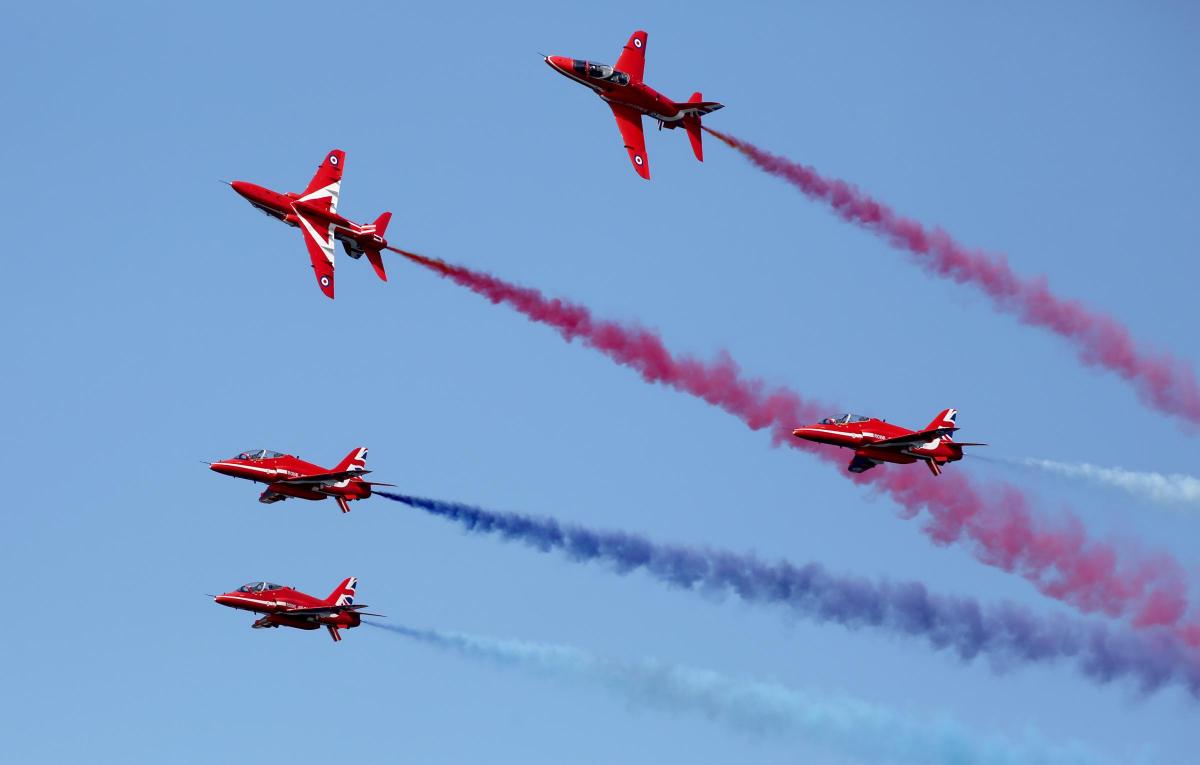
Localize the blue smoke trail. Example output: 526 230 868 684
367 622 1114 765
376 491 1200 699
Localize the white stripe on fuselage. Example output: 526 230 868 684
212 462 277 479
553 65 605 93
219 594 275 610
799 428 864 440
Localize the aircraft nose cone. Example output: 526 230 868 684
209 461 236 477
229 181 254 200
214 594 234 607
792 427 812 438
545 55 570 71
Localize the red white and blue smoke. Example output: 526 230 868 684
392 249 1199 645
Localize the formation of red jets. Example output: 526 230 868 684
215 30 984 643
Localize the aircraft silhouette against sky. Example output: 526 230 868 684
208 447 392 513
791 408 985 476
212 577 381 642
544 30 724 179
228 150 392 298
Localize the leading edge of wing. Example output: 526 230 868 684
276 469 371 486
279 604 380 617
296 212 336 298
608 102 650 179
614 30 647 84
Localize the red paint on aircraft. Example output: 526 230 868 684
792 408 985 476
209 447 392 513
229 150 393 298
213 576 382 642
544 31 723 179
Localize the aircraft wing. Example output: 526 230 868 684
296 211 336 299
869 427 958 450
608 102 650 179
301 150 344 212
615 31 647 83
275 468 370 486
280 604 384 617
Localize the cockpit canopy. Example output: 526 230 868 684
820 413 874 425
232 449 285 461
571 59 630 86
236 581 284 593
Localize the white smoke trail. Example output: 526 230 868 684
1009 458 1200 508
368 623 1114 765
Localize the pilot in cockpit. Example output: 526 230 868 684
236 582 283 593
820 414 871 425
233 449 283 461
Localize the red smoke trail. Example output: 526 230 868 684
703 127 1200 429
395 249 836 448
394 249 1198 640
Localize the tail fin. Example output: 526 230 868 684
371 212 392 238
325 576 358 606
684 93 704 161
364 213 390 282
334 447 368 473
923 408 958 434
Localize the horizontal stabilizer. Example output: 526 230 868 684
684 93 705 161
678 101 724 117
365 248 388 281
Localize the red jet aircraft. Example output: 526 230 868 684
792 408 985 476
544 31 724 179
208 447 391 513
229 149 393 298
213 577 381 642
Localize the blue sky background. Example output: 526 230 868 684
2 2 1198 762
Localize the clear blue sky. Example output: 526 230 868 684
3 2 1197 762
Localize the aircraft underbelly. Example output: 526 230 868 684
266 483 327 501
858 447 917 464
